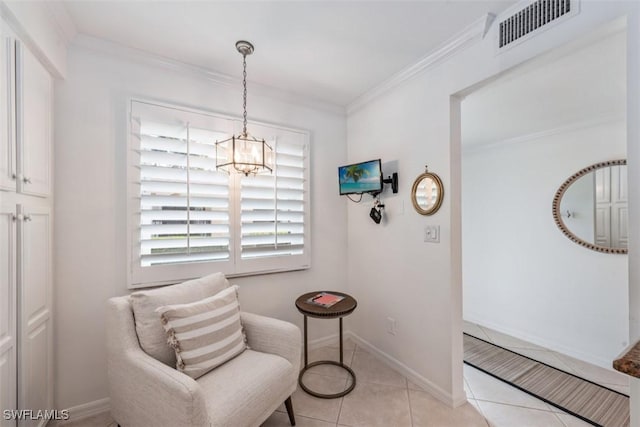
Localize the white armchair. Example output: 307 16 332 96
106 290 301 427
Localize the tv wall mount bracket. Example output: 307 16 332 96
372 172 398 197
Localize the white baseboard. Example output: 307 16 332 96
346 332 465 407
464 314 614 369
65 398 110 422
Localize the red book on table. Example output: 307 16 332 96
308 292 345 308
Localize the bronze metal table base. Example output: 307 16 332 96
298 360 356 399
295 292 357 399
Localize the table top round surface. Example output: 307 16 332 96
295 291 357 318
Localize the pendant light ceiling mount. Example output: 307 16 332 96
235 40 254 56
215 40 273 176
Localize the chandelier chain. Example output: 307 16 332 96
214 41 273 176
242 54 248 135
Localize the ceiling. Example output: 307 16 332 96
461 28 626 149
61 1 515 107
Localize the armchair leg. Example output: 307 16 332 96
284 396 296 426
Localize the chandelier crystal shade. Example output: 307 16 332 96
215 41 273 176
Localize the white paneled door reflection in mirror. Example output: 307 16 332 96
553 160 627 254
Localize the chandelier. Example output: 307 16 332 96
215 41 273 176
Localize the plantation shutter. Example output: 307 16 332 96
240 138 306 259
129 100 310 288
138 121 231 266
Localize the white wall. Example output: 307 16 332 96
462 120 628 368
346 2 640 407
53 41 348 410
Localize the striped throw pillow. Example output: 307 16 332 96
156 285 247 379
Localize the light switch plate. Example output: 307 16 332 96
424 225 440 243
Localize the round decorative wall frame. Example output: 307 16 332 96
411 167 444 216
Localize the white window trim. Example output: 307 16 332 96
126 98 311 289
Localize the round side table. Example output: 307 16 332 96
295 291 357 399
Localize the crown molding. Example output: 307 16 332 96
43 1 78 44
462 112 625 155
347 13 495 115
71 35 345 116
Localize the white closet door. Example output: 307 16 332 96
0 25 16 192
16 43 51 198
594 168 611 247
0 205 17 427
611 165 628 249
17 205 52 427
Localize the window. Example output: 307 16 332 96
128 101 310 287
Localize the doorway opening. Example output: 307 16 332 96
457 19 630 426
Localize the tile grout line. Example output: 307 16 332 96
299 408 344 425
472 398 566 414
477 324 494 342
471 399 491 427
464 377 476 400
552 410 570 427
334 342 356 427
335 389 345 425
464 376 491 426
406 380 414 427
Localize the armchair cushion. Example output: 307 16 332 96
197 349 296 427
157 285 247 379
130 272 230 366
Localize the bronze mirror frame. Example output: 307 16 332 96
552 159 627 254
411 168 444 216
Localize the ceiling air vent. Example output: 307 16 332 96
499 0 573 48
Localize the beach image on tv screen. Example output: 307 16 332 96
339 160 381 194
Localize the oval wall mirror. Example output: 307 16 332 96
411 167 444 215
552 159 627 254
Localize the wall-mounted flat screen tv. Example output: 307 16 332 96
338 159 383 195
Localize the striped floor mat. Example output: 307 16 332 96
463 334 629 427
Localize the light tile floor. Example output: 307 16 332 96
57 324 629 427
